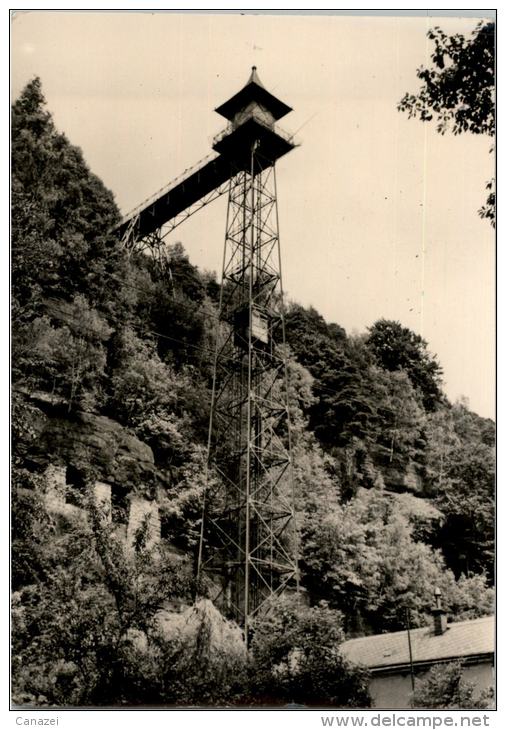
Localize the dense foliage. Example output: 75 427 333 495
11 78 494 708
12 492 195 706
410 661 494 709
366 319 444 411
249 600 371 707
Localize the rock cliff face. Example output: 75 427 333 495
16 390 170 554
381 461 424 493
20 390 428 500
344 443 426 497
20 391 159 491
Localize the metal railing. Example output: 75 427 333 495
116 151 220 228
117 113 295 231
212 111 295 148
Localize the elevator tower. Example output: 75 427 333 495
116 68 299 634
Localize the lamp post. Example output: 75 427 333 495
405 606 415 692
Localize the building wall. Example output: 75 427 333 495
461 663 495 697
370 661 494 709
371 672 413 709
44 464 67 512
94 481 112 521
126 495 161 552
44 464 160 551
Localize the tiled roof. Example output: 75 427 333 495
341 615 494 671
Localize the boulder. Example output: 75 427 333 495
156 598 247 661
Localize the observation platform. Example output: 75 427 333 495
114 67 296 242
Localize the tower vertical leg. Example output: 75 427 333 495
197 148 299 632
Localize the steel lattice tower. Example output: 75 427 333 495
115 68 299 635
197 68 299 634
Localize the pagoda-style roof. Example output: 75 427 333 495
215 66 292 121
115 68 296 240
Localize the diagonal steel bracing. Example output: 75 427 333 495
114 69 299 639
197 148 299 637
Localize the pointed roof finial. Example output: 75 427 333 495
249 65 264 88
215 66 292 121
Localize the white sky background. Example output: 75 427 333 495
10 11 495 419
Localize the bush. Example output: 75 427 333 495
410 661 494 709
248 599 371 708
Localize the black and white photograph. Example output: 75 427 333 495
10 9 496 714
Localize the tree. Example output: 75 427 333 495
410 661 493 709
300 487 481 635
399 21 495 225
285 305 378 450
367 366 426 469
106 328 178 428
366 319 443 411
14 297 112 411
12 485 194 706
157 444 209 551
11 469 53 591
445 573 494 620
435 440 494 580
11 77 131 323
422 405 460 493
248 599 371 707
133 244 206 368
422 401 495 581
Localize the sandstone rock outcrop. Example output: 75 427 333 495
19 390 159 491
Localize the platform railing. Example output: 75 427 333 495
212 111 295 148
115 151 219 229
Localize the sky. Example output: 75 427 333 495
10 10 495 419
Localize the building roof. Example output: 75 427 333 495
341 615 494 673
215 67 292 121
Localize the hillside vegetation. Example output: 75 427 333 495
11 79 494 707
